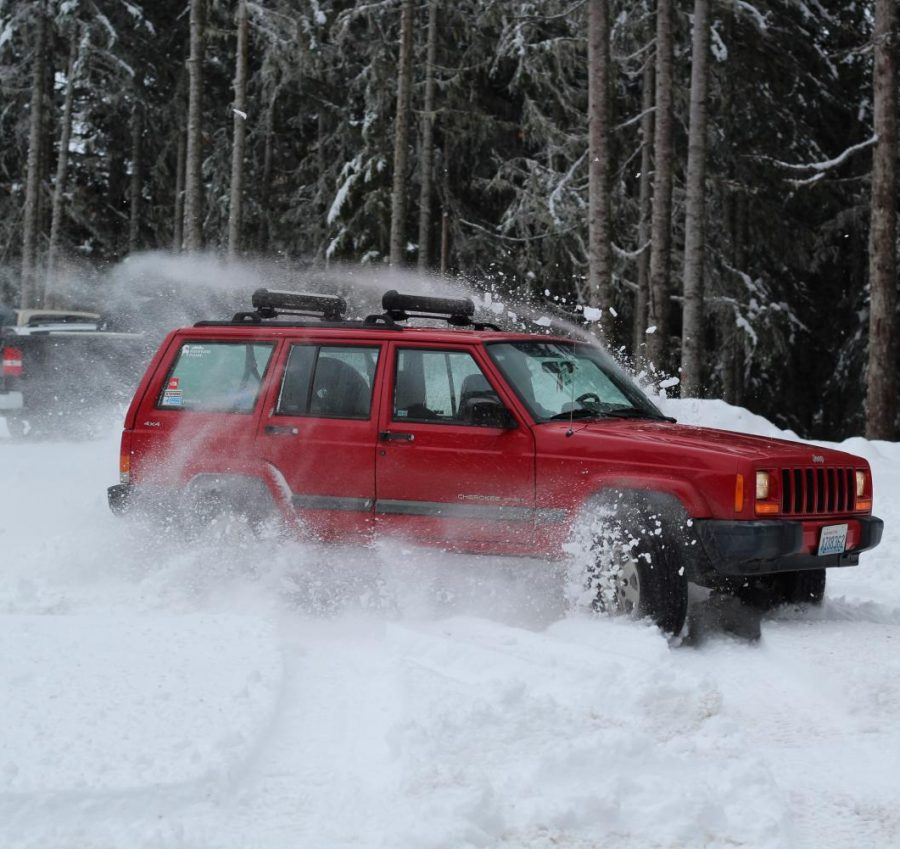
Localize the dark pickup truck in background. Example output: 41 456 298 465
1 308 150 438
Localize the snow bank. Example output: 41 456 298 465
386 617 788 848
0 614 282 794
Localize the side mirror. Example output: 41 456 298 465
467 398 517 429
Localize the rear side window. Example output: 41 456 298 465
158 341 275 413
276 345 379 419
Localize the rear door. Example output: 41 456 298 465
374 342 535 550
129 334 278 488
255 340 383 541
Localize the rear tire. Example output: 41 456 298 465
5 416 27 439
573 494 689 636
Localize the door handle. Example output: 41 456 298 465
265 424 299 435
379 431 415 442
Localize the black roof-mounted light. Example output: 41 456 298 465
370 289 496 329
242 288 347 322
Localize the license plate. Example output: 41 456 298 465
818 523 848 556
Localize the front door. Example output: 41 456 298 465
256 342 383 541
375 344 535 551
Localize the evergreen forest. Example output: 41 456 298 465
0 0 897 440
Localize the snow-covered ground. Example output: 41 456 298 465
1 401 899 849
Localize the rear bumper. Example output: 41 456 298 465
693 515 883 577
0 390 23 411
107 483 132 516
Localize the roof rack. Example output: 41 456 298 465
230 288 347 323
365 289 499 330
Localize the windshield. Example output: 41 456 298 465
486 340 667 423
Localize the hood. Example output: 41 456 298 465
571 420 864 466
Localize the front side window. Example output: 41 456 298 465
158 341 275 412
276 345 379 419
393 348 499 425
487 341 665 422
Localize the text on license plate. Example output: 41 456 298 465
818 523 848 556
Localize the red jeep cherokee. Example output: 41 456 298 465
108 289 883 634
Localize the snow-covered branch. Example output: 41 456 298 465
614 106 656 133
771 135 877 174
613 240 650 261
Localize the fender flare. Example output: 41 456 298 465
184 472 280 522
574 486 704 577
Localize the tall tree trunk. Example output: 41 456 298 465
227 0 248 261
646 0 674 370
20 3 47 309
389 0 414 266
587 0 613 339
440 211 450 275
183 0 205 253
46 25 79 304
865 0 897 439
173 126 186 253
416 0 438 271
316 110 327 261
439 144 450 275
128 107 143 254
258 89 276 254
633 50 654 359
680 0 711 397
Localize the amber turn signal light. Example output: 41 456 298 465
119 454 131 485
734 474 744 512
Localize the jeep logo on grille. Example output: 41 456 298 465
812 454 825 463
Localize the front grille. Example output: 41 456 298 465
780 467 855 515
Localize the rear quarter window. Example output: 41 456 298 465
157 340 275 413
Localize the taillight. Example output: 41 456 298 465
2 346 23 377
119 431 132 484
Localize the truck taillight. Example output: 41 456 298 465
119 431 132 484
2 346 23 376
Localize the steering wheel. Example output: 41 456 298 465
575 392 603 408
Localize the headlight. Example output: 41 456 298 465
856 470 866 498
756 471 771 500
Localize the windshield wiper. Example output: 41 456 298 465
603 406 676 422
547 408 604 421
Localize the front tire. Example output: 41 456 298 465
573 494 689 635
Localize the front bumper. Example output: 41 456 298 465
693 515 884 577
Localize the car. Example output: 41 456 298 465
0 307 101 331
1 309 148 438
107 288 884 634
